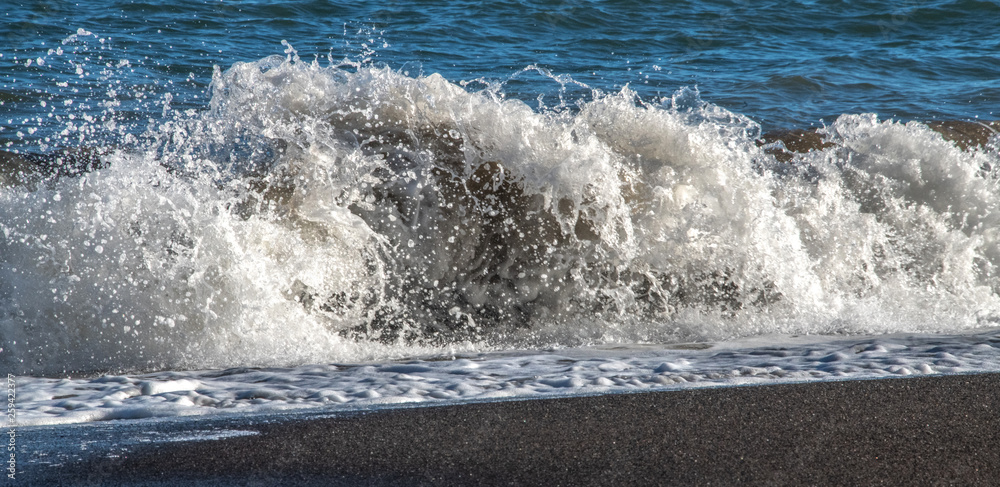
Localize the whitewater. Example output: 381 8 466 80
3 34 1000 426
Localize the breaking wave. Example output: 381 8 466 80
4 53 1000 375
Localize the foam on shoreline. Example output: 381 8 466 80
14 329 1000 426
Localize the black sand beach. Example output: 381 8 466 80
30 373 1000 486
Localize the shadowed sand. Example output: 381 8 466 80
45 373 1000 486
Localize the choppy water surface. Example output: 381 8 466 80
5 0 999 141
2 1 1000 406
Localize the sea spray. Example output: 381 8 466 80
3 55 1000 376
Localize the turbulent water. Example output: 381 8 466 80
3 1 1000 378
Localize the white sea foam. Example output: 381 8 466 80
3 54 1000 384
13 330 1000 426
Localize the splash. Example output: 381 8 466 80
3 54 1000 375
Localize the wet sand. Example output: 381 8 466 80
40 373 1000 486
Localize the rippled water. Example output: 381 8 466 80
4 0 999 147
2 1 1000 382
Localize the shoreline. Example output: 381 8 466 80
28 372 1000 486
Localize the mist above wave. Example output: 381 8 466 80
3 54 1000 375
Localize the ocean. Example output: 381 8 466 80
4 0 1000 474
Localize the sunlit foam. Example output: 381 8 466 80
3 55 1000 376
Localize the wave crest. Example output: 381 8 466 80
4 56 1000 375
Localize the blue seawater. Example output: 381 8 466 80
3 0 999 144
2 1 1000 375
